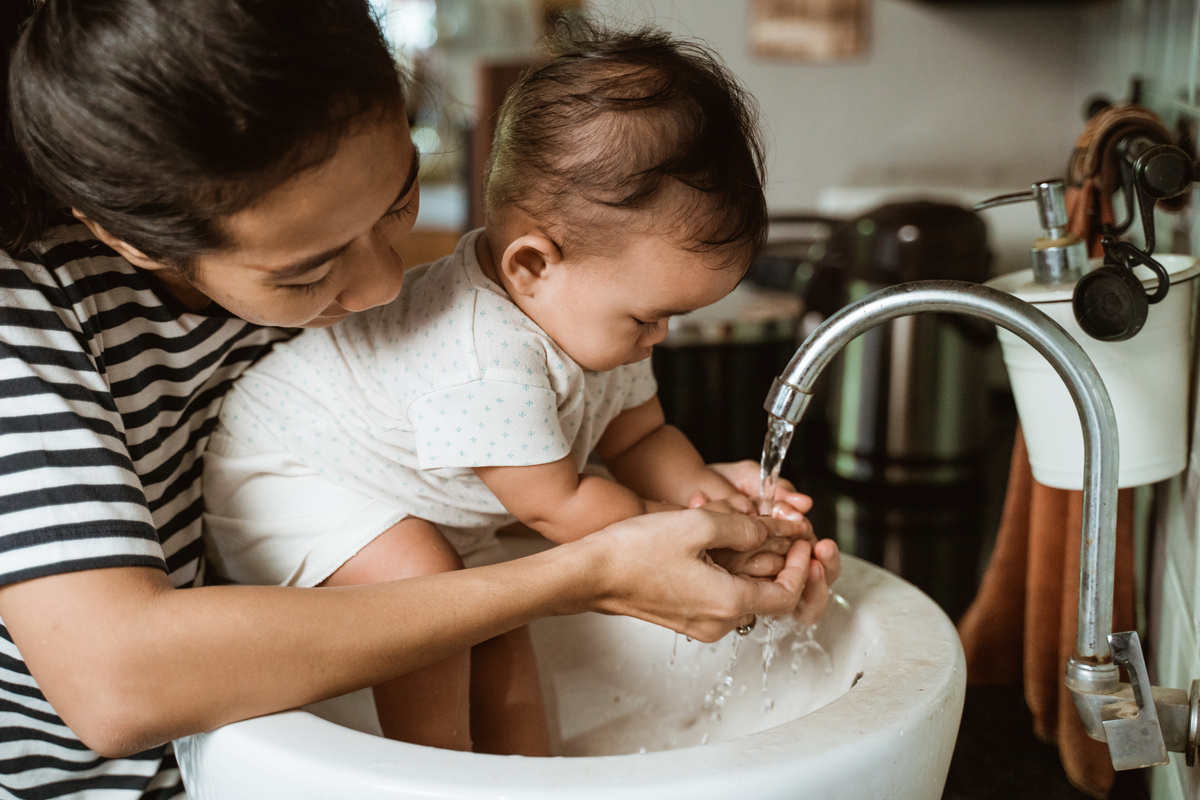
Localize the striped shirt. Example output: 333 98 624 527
0 225 287 798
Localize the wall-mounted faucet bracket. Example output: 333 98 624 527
1100 631 1169 769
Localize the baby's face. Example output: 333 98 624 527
533 233 746 372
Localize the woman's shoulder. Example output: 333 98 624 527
2 222 140 300
2 223 280 360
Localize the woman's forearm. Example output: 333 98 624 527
0 510 811 758
0 547 583 757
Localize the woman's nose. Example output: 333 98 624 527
336 235 405 312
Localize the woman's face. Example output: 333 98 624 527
163 117 419 328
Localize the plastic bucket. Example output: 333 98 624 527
985 255 1200 490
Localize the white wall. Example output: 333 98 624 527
588 0 1124 213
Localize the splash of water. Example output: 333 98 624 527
760 615 782 712
702 634 743 722
790 623 832 675
762 616 785 691
696 613 838 721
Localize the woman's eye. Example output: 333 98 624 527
634 317 658 330
381 193 418 222
285 270 334 295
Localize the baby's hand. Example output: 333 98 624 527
791 537 843 626
703 494 815 578
708 533 797 578
686 490 756 516
706 460 813 522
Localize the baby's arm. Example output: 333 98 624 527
475 457 678 544
595 396 747 510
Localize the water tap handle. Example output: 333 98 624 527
1101 631 1170 770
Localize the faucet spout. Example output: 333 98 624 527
766 280 1119 670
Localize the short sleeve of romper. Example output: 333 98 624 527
398 230 657 471
407 342 569 470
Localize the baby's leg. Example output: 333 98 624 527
469 625 552 756
320 518 472 751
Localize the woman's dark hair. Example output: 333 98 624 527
484 19 767 266
2 0 405 264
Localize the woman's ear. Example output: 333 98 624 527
499 234 562 297
72 209 160 270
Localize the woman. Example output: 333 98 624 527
0 1 838 797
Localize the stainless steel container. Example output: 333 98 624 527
821 201 994 486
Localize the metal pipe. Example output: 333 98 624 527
765 280 1119 668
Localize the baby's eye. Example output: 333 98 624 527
633 317 658 330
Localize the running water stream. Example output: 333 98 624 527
692 415 845 722
758 412 851 612
758 415 795 518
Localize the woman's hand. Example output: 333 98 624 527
692 494 813 578
685 465 842 626
706 460 813 521
570 508 815 642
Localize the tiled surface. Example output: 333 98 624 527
1121 4 1200 798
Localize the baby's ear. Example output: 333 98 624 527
499 234 562 297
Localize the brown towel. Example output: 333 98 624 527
1064 103 1188 257
957 429 1137 798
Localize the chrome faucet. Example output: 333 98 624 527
765 279 1199 770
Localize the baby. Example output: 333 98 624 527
203 20 832 754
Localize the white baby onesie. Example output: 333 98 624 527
204 228 657 586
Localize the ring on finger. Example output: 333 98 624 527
736 616 757 636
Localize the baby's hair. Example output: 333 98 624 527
2 0 405 265
483 18 768 267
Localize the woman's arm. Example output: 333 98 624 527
0 509 812 759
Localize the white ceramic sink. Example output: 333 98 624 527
176 553 965 799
